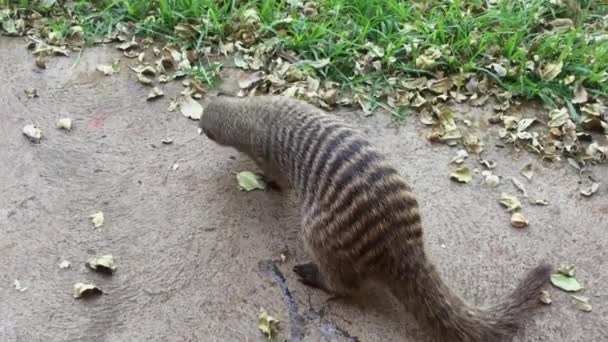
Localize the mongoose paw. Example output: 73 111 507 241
293 262 328 291
265 180 283 192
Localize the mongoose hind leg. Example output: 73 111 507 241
293 261 361 298
293 262 328 291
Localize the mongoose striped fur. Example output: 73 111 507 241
200 95 551 342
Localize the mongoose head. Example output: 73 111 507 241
199 95 259 149
199 96 235 146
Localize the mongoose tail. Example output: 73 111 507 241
386 262 551 342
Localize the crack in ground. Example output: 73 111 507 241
259 259 360 342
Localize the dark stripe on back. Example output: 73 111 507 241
346 208 422 257
323 144 381 208
335 198 420 254
293 117 335 189
306 138 372 209
314 166 399 219
300 128 355 201
317 174 409 230
289 116 324 184
297 123 343 191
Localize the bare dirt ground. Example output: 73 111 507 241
1 37 606 342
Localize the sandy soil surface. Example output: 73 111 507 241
0 37 606 342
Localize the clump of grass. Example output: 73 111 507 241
7 0 608 106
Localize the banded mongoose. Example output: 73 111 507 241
200 95 551 342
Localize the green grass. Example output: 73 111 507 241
5 0 608 109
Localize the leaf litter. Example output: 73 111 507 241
499 193 521 212
24 87 38 98
179 95 203 120
23 124 42 143
481 170 500 187
90 211 104 228
87 255 117 274
236 171 266 191
14 279 28 292
511 177 528 197
147 87 164 101
450 167 472 184
510 212 529 229
5 1 605 171
96 64 115 76
580 180 600 197
539 290 552 305
73 283 104 299
56 118 72 131
571 295 592 312
450 150 469 165
258 307 280 339
521 163 535 181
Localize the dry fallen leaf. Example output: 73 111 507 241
548 108 569 127
237 171 266 191
571 295 592 312
550 18 574 32
450 167 472 184
129 65 156 76
517 118 536 132
168 98 179 112
14 279 28 292
499 193 521 212
96 64 114 76
161 138 173 145
478 158 496 169
540 290 552 305
87 255 117 274
572 82 588 104
481 170 500 187
147 86 164 100
540 61 563 81
73 283 103 299
35 56 47 69
24 87 38 98
450 150 469 164
22 124 42 143
238 71 265 90
179 95 203 120
511 177 528 196
90 211 104 228
137 73 154 85
56 118 72 131
558 264 576 277
521 163 534 181
258 308 279 339
580 182 599 197
510 212 529 228
531 198 549 206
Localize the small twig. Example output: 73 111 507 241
70 47 85 70
161 158 179 185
